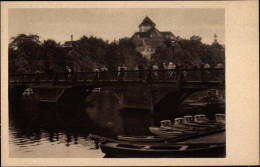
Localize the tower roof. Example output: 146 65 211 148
139 16 156 27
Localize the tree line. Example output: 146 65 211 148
8 34 225 74
151 35 225 68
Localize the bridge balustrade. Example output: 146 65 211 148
182 69 224 82
9 68 224 85
74 72 96 82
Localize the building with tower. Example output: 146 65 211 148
130 16 178 60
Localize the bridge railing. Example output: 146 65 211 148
182 68 225 82
9 68 224 84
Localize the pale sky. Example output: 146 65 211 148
9 8 225 45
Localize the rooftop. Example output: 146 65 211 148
138 16 156 27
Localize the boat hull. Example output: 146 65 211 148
149 127 197 137
101 141 226 158
117 135 171 142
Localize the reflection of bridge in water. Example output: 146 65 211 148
9 69 225 112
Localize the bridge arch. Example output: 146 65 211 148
154 89 205 113
57 86 95 104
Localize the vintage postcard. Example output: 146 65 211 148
1 1 259 166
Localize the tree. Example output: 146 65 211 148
42 39 66 72
9 34 42 73
118 38 141 69
152 34 225 68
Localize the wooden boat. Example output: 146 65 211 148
151 118 219 137
118 127 225 144
167 128 225 143
183 115 205 127
160 119 208 131
117 135 173 142
184 115 224 128
100 140 225 158
215 114 225 123
173 117 210 129
160 120 172 127
194 114 210 123
149 127 196 137
160 120 199 131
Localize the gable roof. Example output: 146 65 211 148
160 32 174 36
131 26 160 39
139 16 156 27
160 31 178 40
131 27 167 47
131 28 178 41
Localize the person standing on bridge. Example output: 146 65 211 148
158 62 165 80
101 66 108 81
163 62 167 70
167 62 176 79
118 66 125 81
203 63 211 81
67 66 72 80
94 68 100 81
152 64 159 80
138 64 144 80
34 70 40 83
64 66 69 80
146 65 153 81
122 64 127 79
117 65 121 80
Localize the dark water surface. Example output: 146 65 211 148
9 90 225 158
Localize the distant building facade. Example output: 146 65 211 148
131 16 178 60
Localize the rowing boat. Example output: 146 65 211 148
117 135 172 142
149 126 196 137
100 140 225 158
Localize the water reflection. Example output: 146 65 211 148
9 90 225 158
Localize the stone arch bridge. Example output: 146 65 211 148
9 69 225 112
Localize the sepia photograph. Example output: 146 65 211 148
8 7 226 158
1 1 259 166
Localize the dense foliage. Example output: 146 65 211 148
9 34 224 73
151 36 225 68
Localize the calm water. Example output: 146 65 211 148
9 90 225 158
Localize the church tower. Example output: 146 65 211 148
138 16 156 32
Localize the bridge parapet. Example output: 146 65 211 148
9 68 224 85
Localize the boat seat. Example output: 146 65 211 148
179 145 189 150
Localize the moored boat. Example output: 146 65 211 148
175 116 220 129
100 140 225 158
194 114 209 123
188 114 224 128
215 114 225 123
183 115 212 128
149 126 196 137
160 120 198 131
117 135 172 142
